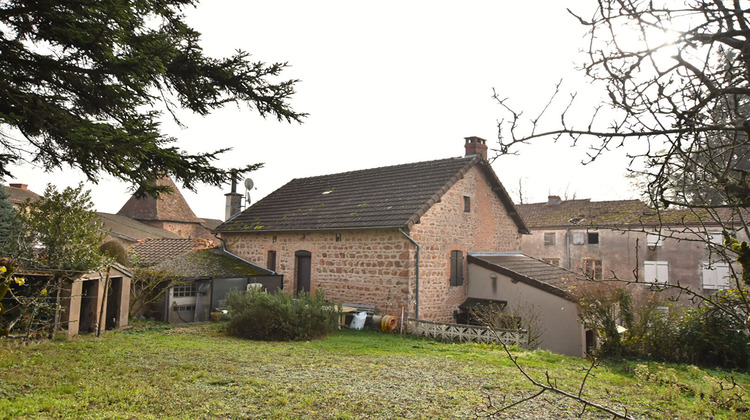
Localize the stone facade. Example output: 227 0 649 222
222 165 522 322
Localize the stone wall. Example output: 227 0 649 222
409 165 522 321
222 229 414 317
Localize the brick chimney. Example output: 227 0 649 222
547 195 562 205
225 177 243 221
9 183 28 190
464 136 488 160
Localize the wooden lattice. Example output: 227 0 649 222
406 318 527 346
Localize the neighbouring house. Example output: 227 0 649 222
16 264 132 337
98 211 183 250
214 137 530 322
1 183 41 208
116 176 218 242
465 252 588 357
128 238 282 323
517 196 746 295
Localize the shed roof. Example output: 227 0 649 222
215 156 528 234
128 238 212 267
468 253 586 302
149 248 273 280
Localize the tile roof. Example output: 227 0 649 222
97 212 182 242
215 156 528 233
468 253 586 302
128 238 212 266
515 199 736 228
149 248 273 279
117 177 202 223
1 184 41 205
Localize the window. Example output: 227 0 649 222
702 262 730 290
267 250 277 272
572 232 585 245
463 196 471 213
544 232 556 246
707 232 724 247
583 258 602 280
450 250 464 286
172 304 196 312
172 283 196 297
646 232 661 247
542 258 560 266
644 261 669 284
587 232 599 244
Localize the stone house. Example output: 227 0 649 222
1 183 41 208
115 176 219 242
214 138 530 322
517 196 745 295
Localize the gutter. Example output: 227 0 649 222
212 232 277 276
399 229 420 320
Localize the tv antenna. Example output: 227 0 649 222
244 178 254 208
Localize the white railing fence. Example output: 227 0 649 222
406 318 527 346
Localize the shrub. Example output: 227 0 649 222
226 289 340 341
678 289 750 370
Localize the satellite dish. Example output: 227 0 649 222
244 178 254 207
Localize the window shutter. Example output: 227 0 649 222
644 261 669 284
450 250 464 286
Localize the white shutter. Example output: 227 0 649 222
644 261 669 284
702 263 730 289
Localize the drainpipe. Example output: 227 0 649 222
566 228 572 270
399 229 420 320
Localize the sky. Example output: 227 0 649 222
7 0 639 221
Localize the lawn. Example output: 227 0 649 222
0 321 748 419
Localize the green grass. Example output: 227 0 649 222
0 321 748 419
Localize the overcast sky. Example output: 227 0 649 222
7 0 639 221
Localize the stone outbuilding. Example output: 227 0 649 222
214 137 530 322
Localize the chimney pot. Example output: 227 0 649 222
464 136 488 160
9 183 28 190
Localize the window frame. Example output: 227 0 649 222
583 258 603 280
543 232 556 246
542 258 560 266
267 250 277 272
172 283 197 298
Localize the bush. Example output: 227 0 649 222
226 289 340 341
678 289 750 370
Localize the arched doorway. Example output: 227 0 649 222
295 250 312 295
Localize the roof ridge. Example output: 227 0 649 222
288 156 474 182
